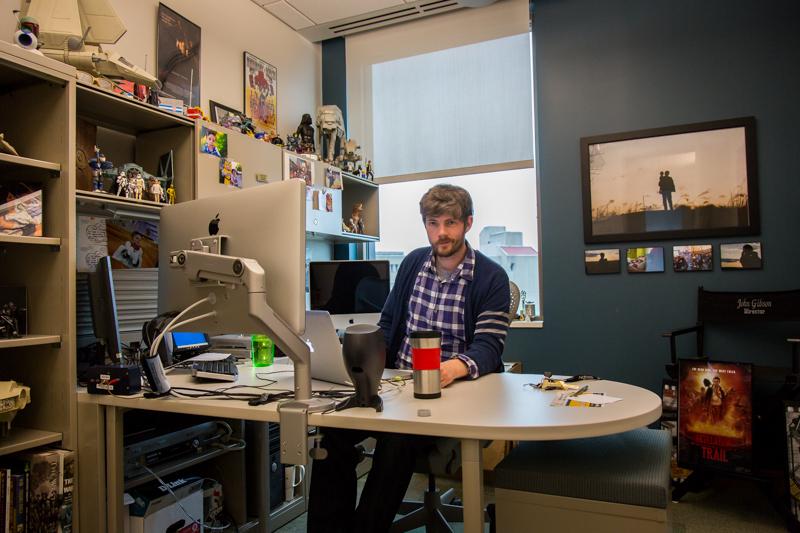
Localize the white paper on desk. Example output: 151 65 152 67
182 352 232 362
574 393 622 405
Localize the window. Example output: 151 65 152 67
375 168 539 312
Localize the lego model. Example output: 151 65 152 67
316 105 344 163
21 0 160 88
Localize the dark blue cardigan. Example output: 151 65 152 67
378 246 511 377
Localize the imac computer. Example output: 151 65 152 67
88 255 123 362
158 179 330 465
309 260 390 330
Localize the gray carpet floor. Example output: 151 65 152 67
271 472 789 532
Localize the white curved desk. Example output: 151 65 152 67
78 366 661 533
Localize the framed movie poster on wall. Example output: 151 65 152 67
678 359 753 474
580 117 759 243
157 4 201 108
244 52 277 137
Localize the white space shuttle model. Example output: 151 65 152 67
19 0 160 87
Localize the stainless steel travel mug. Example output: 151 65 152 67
410 331 442 399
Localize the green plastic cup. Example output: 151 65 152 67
251 334 274 367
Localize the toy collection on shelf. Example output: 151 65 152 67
87 145 174 204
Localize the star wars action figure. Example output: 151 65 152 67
295 113 315 154
166 183 176 205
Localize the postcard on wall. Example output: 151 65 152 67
678 359 753 474
325 166 343 190
106 219 159 269
325 191 334 212
720 242 762 270
284 152 313 186
312 189 320 211
219 158 243 188
77 215 108 273
200 126 228 158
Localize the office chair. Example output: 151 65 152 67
391 282 517 532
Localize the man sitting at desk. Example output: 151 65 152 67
308 184 510 533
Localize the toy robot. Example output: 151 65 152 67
166 184 176 205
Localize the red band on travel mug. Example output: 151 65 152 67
412 347 441 370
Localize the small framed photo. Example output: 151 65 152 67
584 249 620 275
720 242 762 270
673 244 713 272
325 166 343 190
283 152 313 186
626 247 665 273
199 126 227 158
209 100 243 126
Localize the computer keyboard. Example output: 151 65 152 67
192 356 239 382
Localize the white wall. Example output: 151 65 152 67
0 0 321 137
346 0 529 165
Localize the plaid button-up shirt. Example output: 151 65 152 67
396 245 479 378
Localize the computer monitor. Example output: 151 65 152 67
309 260 390 330
166 331 210 361
158 179 306 337
88 255 122 362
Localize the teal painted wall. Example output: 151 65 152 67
503 0 800 392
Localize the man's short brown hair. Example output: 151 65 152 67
419 184 474 223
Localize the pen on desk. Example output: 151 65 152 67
569 385 589 397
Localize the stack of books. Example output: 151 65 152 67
0 447 74 533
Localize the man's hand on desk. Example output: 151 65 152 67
441 358 469 388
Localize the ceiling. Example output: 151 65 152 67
252 0 498 42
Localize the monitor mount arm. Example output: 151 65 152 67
169 236 334 465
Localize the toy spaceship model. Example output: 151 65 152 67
16 0 160 88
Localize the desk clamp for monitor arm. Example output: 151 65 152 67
169 236 335 466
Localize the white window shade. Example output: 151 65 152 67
371 33 533 181
346 0 533 183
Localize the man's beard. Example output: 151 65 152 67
433 236 465 258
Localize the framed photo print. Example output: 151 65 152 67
626 247 665 273
244 52 277 137
157 4 201 108
584 249 620 275
672 244 712 272
209 100 243 126
720 242 763 270
581 117 759 243
678 359 753 474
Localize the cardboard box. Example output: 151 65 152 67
129 477 203 533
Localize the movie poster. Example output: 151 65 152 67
243 52 277 137
784 402 800 524
678 360 753 473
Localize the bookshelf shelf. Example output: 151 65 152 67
0 235 61 247
0 335 61 350
0 152 61 180
0 427 62 457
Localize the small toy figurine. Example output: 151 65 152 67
0 133 19 157
270 133 285 147
347 203 365 234
295 113 315 154
366 160 374 181
286 134 301 153
166 183 176 205
88 145 113 192
355 163 364 180
240 117 256 136
0 302 20 339
149 177 164 203
135 173 145 200
115 171 128 197
125 170 138 198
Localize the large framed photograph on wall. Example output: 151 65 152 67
580 117 759 243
